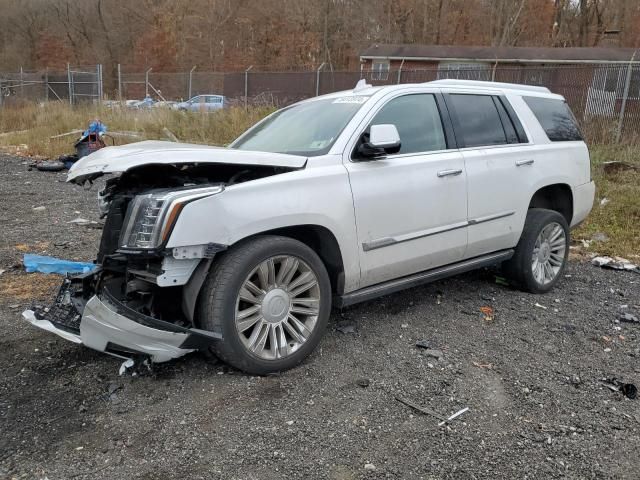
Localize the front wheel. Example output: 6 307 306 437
197 235 332 375
503 208 570 294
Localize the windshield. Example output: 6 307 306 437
231 96 369 156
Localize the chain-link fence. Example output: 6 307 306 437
2 63 639 143
112 63 640 143
0 65 102 106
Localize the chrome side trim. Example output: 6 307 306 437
467 210 516 225
362 211 515 252
336 249 514 308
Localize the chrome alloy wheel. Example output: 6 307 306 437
531 222 566 286
235 255 321 360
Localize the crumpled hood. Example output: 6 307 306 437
67 140 307 183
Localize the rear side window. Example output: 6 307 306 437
523 96 583 142
447 94 508 148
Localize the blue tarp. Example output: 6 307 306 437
23 254 96 275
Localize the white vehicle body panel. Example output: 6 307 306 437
167 155 363 292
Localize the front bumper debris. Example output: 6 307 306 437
23 277 221 363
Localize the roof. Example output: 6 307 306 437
360 44 640 64
305 79 560 107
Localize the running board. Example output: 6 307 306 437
335 250 514 308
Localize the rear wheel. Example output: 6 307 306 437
197 235 331 375
503 208 569 293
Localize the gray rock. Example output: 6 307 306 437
423 349 443 360
336 320 356 334
619 313 639 324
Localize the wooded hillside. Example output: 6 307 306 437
0 0 638 72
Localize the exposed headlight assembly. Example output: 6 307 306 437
120 186 223 250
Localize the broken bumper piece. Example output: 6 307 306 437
23 289 221 363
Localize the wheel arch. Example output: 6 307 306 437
528 183 573 225
248 225 346 295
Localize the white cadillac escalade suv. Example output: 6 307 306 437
24 79 595 374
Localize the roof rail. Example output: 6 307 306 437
426 79 551 93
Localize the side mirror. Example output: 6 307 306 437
357 124 401 159
369 124 401 149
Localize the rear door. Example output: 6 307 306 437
443 91 532 258
345 90 468 287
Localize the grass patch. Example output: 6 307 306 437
0 102 638 258
0 101 274 158
574 145 640 259
0 272 61 302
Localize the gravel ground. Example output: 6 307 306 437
1 153 639 480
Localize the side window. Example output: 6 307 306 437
369 94 447 155
448 94 508 148
493 97 519 144
523 96 583 142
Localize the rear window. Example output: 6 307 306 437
448 94 508 148
523 96 583 142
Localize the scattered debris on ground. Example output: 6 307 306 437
437 407 470 427
23 254 96 275
67 217 103 228
395 397 446 421
619 313 639 324
602 161 640 175
592 256 639 272
336 319 356 334
480 305 494 322
601 378 638 400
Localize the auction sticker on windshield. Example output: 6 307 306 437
332 96 369 104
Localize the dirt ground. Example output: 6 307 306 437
1 153 639 480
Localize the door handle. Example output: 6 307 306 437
437 169 463 178
516 159 535 166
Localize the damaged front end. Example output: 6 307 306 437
24 158 301 362
23 269 220 363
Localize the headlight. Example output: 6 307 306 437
119 186 223 249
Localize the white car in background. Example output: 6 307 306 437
24 79 595 375
175 94 225 112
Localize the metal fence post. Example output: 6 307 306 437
397 58 405 84
97 64 103 103
316 62 326 96
244 65 253 109
45 68 49 102
19 66 24 99
67 63 73 105
188 66 196 100
145 68 152 97
117 63 122 102
616 51 637 143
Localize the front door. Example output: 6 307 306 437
345 93 468 288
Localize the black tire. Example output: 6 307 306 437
503 208 570 294
36 161 65 172
197 235 332 375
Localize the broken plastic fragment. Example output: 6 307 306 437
23 254 96 275
119 358 135 376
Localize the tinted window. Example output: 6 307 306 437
494 97 519 144
448 94 507 148
524 96 583 141
369 94 447 154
